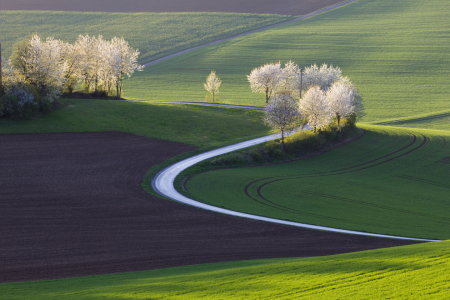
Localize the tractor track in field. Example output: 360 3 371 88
243 133 421 199
239 133 450 224
246 134 433 217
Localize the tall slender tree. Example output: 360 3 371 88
110 37 143 98
204 70 221 102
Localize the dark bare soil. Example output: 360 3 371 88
0 132 418 283
2 0 346 15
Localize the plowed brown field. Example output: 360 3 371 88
0 132 418 283
2 0 346 15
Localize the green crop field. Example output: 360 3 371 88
0 11 291 64
185 124 450 240
124 0 450 128
0 100 269 148
1 0 450 297
1 240 449 299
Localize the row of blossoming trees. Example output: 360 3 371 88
247 61 364 147
1 34 143 119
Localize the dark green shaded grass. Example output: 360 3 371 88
0 11 291 64
1 240 449 299
371 109 450 130
0 100 270 148
186 124 450 239
124 0 450 128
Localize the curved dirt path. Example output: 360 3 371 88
143 0 357 67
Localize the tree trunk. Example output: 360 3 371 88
116 77 120 99
116 72 123 99
94 75 98 93
336 113 341 131
265 87 269 105
0 44 3 109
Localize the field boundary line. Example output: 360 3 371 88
123 100 265 110
151 127 440 242
143 0 357 68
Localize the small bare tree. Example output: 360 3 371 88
264 93 301 149
204 70 221 102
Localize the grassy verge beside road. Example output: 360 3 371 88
184 124 450 240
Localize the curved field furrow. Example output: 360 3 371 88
244 132 422 201
186 125 450 239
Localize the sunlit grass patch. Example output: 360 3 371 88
1 240 449 299
0 99 270 148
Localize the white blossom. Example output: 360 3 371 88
303 63 342 92
247 62 285 105
22 35 66 102
204 70 221 102
326 77 364 128
299 85 332 132
264 93 301 148
109 37 143 98
275 60 303 98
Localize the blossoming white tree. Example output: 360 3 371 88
275 60 302 98
302 63 342 92
2 34 143 118
22 35 67 104
109 37 143 98
299 85 331 133
326 77 364 129
247 62 284 105
60 40 84 93
264 93 301 148
64 34 143 97
204 70 221 102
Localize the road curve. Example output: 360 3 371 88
151 124 439 243
146 0 439 243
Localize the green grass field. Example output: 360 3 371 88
0 11 291 64
0 100 270 148
185 124 450 240
1 240 449 299
124 0 450 128
1 0 450 297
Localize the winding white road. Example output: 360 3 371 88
151 123 439 242
146 1 440 243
